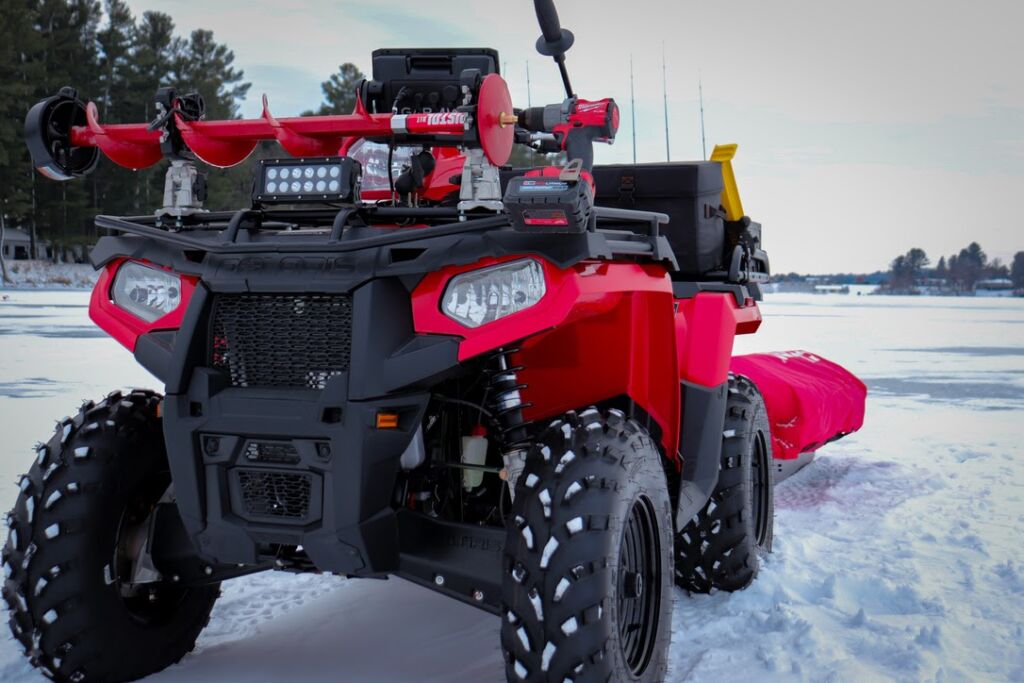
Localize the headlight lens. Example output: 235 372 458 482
111 261 182 323
441 259 546 328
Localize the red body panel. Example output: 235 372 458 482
412 256 764 459
675 294 761 388
89 259 198 352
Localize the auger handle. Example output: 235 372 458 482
534 0 566 46
532 0 576 97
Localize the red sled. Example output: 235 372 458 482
732 351 867 478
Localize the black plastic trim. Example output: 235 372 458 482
671 281 755 306
395 510 504 614
674 380 727 528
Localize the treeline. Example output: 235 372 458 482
0 0 363 258
885 243 1024 292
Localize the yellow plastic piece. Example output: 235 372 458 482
710 143 744 222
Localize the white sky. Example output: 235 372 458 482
125 0 1024 273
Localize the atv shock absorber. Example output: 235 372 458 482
486 348 533 498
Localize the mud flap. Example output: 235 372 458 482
674 380 728 528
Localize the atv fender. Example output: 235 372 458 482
674 380 728 528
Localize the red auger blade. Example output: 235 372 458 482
61 74 516 172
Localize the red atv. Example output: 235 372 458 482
4 2 865 681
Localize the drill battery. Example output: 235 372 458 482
504 164 595 233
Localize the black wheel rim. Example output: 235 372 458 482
617 495 661 677
752 431 771 546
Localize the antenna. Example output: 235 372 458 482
526 61 532 108
661 42 670 162
698 74 707 160
630 54 637 164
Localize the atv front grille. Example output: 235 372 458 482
210 293 353 389
234 469 313 520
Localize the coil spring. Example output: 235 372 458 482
486 348 533 452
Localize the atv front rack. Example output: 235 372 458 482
92 204 676 262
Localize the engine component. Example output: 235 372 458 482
460 427 489 490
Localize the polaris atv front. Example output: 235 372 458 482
0 2 852 682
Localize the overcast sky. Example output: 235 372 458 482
124 0 1023 273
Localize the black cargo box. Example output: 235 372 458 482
591 162 725 276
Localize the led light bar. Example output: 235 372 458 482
253 157 361 205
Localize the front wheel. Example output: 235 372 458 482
501 409 674 682
2 390 219 682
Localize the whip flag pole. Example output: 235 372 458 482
662 43 670 161
630 54 637 163
698 74 707 160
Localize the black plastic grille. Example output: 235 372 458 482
210 294 352 389
235 470 312 520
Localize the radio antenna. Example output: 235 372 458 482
526 61 532 108
630 54 637 163
661 43 670 161
699 73 707 160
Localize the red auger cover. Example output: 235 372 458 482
730 351 867 460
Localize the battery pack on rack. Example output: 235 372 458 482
503 165 595 233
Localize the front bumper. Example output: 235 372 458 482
152 279 462 576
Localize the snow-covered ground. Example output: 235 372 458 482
0 261 96 289
0 291 1022 682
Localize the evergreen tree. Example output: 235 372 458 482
172 29 249 119
1012 252 1024 290
308 63 365 116
955 242 987 291
31 0 102 256
887 248 929 290
0 0 39 227
947 254 961 291
130 11 182 209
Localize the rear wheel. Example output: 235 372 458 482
501 408 673 682
675 375 774 593
2 390 219 682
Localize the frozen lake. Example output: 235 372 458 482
1 290 1022 682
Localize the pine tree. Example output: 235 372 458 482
170 28 251 210
0 0 39 230
309 63 366 115
1012 252 1024 290
31 0 102 258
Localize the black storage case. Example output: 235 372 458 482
591 162 725 276
365 48 499 114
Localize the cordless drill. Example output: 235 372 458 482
516 97 619 171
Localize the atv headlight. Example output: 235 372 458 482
441 259 546 328
111 261 182 322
